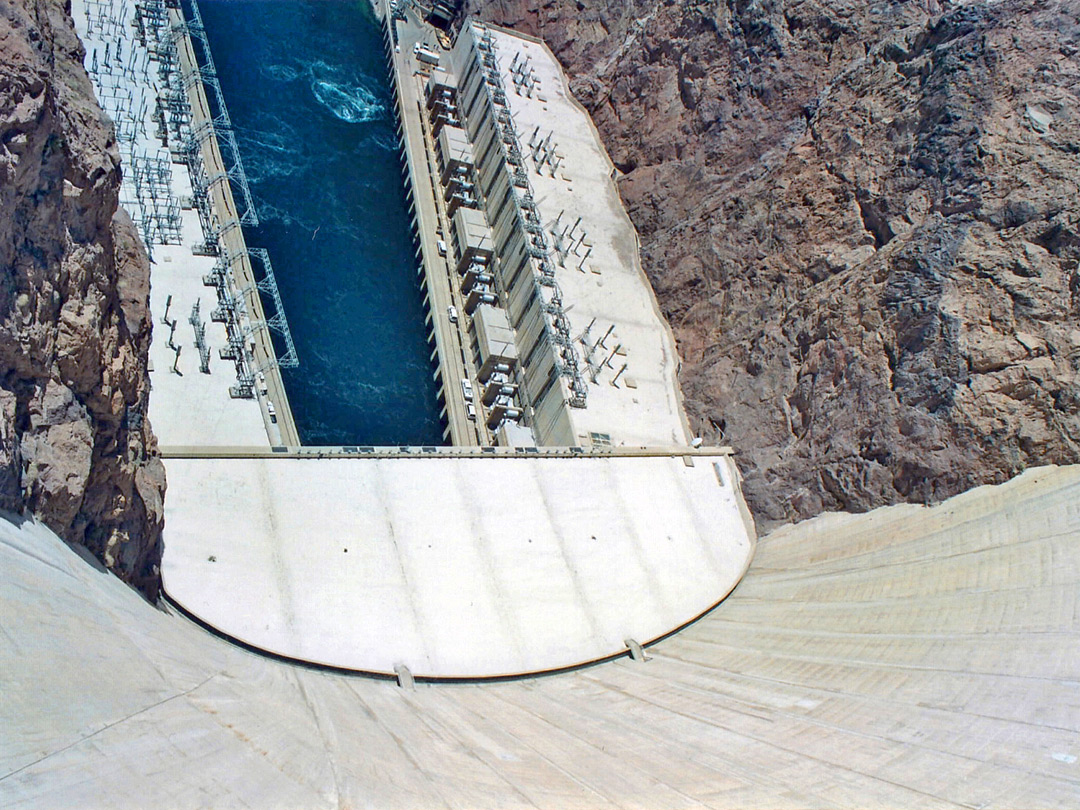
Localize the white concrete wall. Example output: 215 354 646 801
4 465 1078 807
160 454 755 677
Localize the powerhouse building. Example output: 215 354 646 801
424 21 689 447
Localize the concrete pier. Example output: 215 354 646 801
380 3 483 446
168 7 300 447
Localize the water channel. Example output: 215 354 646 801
198 0 444 445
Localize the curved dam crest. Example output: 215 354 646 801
3 465 1078 806
159 452 755 678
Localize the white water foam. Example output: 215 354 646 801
309 61 385 124
263 62 302 83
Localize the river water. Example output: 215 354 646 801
196 0 444 445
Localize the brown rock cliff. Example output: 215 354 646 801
467 0 1080 527
1 0 164 595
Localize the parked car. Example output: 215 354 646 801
461 378 473 402
447 304 458 323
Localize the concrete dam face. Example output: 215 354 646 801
4 0 1078 805
3 466 1078 807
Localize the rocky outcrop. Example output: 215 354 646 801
467 0 1080 528
1 0 164 595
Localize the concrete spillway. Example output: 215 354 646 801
3 465 1078 807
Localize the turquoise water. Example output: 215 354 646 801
196 0 444 445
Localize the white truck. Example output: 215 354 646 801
413 43 440 66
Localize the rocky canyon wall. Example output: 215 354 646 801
467 0 1080 527
1 0 164 595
